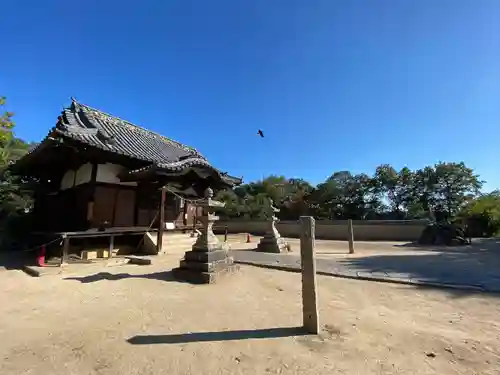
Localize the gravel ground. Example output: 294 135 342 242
1 250 499 375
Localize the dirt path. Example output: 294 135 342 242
0 255 499 374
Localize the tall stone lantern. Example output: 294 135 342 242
256 198 289 253
172 187 240 284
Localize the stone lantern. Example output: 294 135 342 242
256 198 289 253
172 187 240 283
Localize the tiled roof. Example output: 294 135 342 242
125 158 241 185
55 99 205 165
15 99 242 186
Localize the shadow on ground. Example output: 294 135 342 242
339 239 500 298
127 326 305 345
0 251 37 271
65 271 176 283
393 238 500 253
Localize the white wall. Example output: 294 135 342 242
75 163 92 186
96 163 137 186
59 162 137 190
60 170 75 190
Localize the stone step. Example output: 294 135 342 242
162 237 197 244
162 237 197 245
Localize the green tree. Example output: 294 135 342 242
411 166 439 218
308 171 378 220
433 162 482 217
0 97 15 148
280 178 314 219
0 97 34 249
216 162 486 224
374 165 414 218
460 191 500 236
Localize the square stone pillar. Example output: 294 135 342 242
172 187 240 284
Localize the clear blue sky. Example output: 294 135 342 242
2 1 499 190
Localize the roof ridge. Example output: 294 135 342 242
70 98 202 156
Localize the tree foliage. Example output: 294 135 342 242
0 97 15 147
216 162 486 225
0 97 34 248
459 191 500 237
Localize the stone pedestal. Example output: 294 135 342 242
256 198 289 253
172 188 240 284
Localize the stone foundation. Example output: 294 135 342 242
172 248 240 284
257 234 288 253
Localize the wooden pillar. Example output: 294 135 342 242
191 206 197 237
299 216 319 334
182 199 188 226
61 235 69 266
347 219 355 254
87 162 98 229
108 235 114 259
157 186 166 253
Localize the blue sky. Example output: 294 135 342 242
2 1 499 190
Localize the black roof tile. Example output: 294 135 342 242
57 99 205 164
15 99 242 186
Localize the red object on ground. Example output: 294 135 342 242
246 233 251 243
37 245 46 267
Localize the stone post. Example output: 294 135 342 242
347 219 355 254
300 216 319 334
172 187 240 284
256 198 289 253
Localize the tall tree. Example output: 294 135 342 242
0 97 34 248
309 171 378 219
212 161 486 224
374 165 415 218
1 97 16 164
433 162 483 217
0 97 15 144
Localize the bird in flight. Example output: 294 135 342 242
257 129 264 138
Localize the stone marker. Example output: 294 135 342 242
256 198 289 253
299 216 319 334
347 219 355 254
172 187 240 284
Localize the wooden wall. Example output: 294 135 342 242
91 185 136 228
34 160 198 232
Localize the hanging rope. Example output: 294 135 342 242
7 235 64 254
133 209 161 252
163 186 208 204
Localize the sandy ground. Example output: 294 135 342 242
1 249 499 375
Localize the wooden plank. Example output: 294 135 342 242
299 216 319 334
